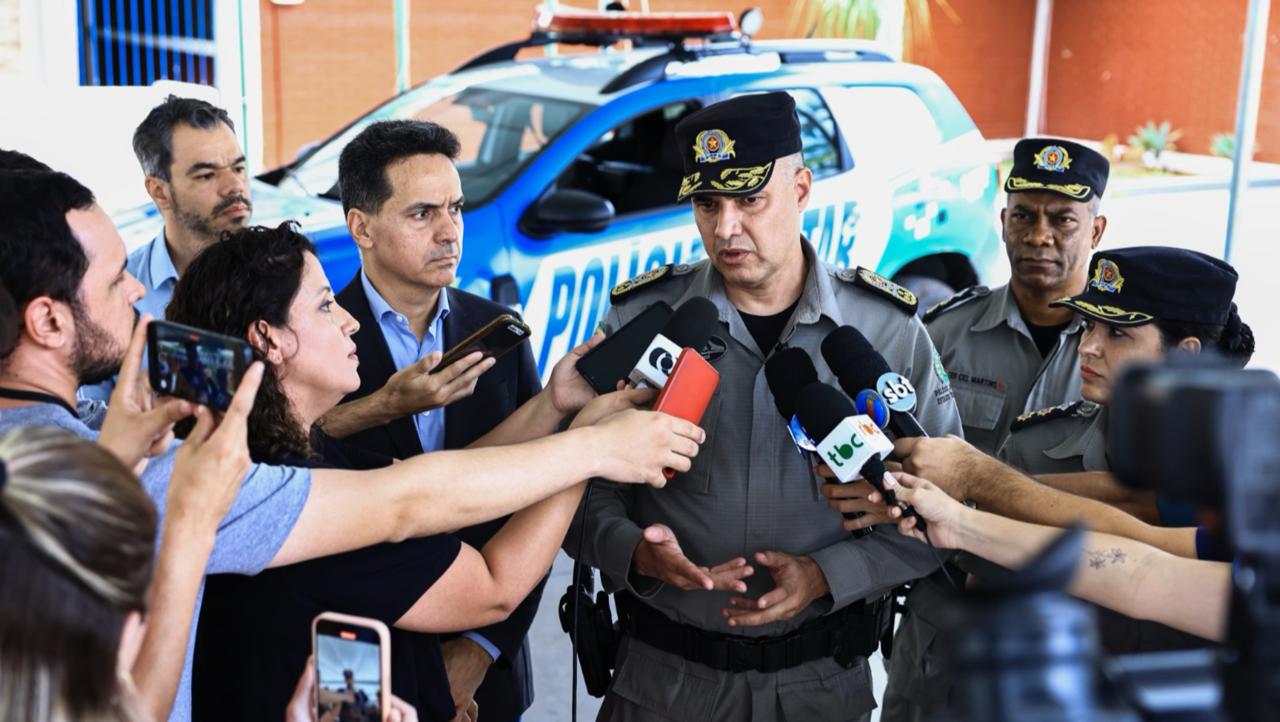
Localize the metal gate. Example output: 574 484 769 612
78 0 216 86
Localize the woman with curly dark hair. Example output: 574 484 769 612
168 222 702 721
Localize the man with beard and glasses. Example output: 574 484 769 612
878 138 1110 722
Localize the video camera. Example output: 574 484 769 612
942 353 1280 722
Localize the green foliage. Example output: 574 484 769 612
787 0 959 50
1210 132 1235 158
1127 121 1182 158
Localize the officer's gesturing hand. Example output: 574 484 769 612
632 523 753 592
721 551 830 627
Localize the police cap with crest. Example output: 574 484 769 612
674 91 802 202
1005 137 1109 202
1051 246 1238 327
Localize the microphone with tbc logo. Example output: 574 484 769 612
821 325 928 439
764 346 821 451
794 381 927 531
629 297 719 389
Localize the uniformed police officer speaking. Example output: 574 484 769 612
567 92 962 721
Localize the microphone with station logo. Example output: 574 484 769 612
629 297 719 389
821 325 928 439
794 381 927 532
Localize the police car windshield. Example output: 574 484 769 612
284 87 593 206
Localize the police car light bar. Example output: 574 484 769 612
534 8 739 40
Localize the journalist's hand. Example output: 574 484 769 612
892 435 988 500
98 316 194 469
591 409 703 487
441 638 489 722
166 361 263 532
379 349 495 417
546 331 607 415
818 464 902 531
569 387 656 429
885 472 970 549
632 523 753 592
721 551 830 627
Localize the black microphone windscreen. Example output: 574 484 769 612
822 325 891 394
764 347 820 421
793 382 855 441
662 296 719 351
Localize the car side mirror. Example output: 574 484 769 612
524 189 615 237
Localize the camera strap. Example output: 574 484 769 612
0 386 78 418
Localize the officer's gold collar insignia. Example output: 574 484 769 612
1005 176 1092 199
1033 145 1073 172
850 267 918 314
1089 259 1125 293
1011 400 1084 431
692 129 736 164
611 263 691 303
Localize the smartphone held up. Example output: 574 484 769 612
312 612 391 722
147 320 253 412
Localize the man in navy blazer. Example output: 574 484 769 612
321 119 550 721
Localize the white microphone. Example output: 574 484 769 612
628 297 718 388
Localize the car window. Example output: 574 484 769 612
821 85 943 177
553 100 701 216
285 87 592 207
788 89 843 179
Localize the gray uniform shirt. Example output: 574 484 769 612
570 240 964 637
997 400 1108 474
925 284 1084 455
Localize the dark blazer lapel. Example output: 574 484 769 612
336 271 423 458
442 287 470 450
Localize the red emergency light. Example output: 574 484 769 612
535 8 739 39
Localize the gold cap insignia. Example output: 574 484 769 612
692 129 736 164
1033 145 1073 172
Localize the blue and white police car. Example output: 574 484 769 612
116 8 1002 379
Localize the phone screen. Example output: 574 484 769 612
149 321 252 411
315 619 384 722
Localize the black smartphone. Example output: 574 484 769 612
431 313 532 374
147 320 253 412
313 612 390 722
574 301 674 394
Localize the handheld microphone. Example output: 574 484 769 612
821 325 928 439
794 382 927 531
764 347 821 451
629 297 718 388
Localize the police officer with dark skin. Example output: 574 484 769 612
872 138 1109 722
568 92 962 722
924 138 1109 457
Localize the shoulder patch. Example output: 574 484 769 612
843 267 918 314
611 264 677 304
1010 400 1088 432
923 285 991 323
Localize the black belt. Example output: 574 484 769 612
617 593 885 674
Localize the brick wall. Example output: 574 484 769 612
906 0 1037 140
1043 0 1280 162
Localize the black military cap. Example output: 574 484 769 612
1005 137 1110 202
674 91 802 202
1052 246 1238 326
